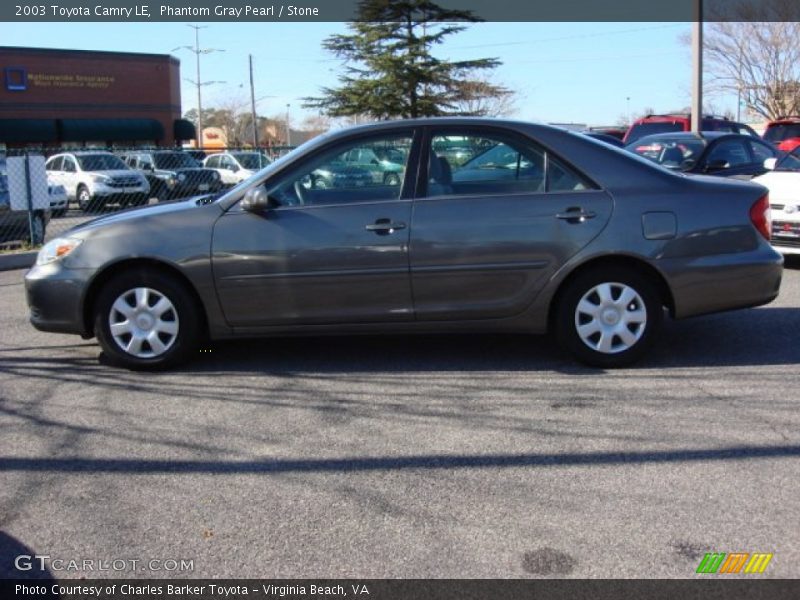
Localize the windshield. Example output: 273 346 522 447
625 137 706 169
764 123 800 143
774 148 800 171
231 153 271 170
153 153 200 169
76 154 127 171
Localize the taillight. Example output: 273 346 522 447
749 194 771 241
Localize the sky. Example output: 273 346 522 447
0 20 733 128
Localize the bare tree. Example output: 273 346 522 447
449 76 517 117
700 17 800 120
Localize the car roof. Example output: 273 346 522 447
625 131 747 145
55 150 117 156
767 116 800 125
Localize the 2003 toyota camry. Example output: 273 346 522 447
25 118 783 369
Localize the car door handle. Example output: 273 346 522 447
555 207 597 223
366 219 407 234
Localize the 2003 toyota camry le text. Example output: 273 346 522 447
24 118 783 369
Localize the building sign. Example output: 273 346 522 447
28 73 115 90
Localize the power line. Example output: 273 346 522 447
449 23 685 51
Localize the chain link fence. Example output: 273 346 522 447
0 145 295 251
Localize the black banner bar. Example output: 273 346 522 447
2 0 800 23
3 579 800 600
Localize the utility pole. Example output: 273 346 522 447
691 0 703 133
249 54 258 149
173 25 225 149
285 104 291 146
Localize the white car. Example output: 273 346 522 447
753 152 800 255
203 151 271 186
48 183 68 217
45 151 150 212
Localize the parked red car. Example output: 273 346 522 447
623 114 758 145
762 116 800 152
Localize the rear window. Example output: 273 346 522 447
626 122 684 144
626 138 706 169
764 123 800 143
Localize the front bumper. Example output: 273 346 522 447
25 262 93 336
93 183 149 199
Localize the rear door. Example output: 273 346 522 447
409 126 613 321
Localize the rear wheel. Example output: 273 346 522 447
93 269 201 370
384 172 401 186
555 267 663 368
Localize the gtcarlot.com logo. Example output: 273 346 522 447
15 554 194 573
696 552 773 574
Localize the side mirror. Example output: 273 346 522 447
679 159 696 171
763 157 777 171
230 164 240 173
240 185 276 212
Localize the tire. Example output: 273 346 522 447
384 172 401 186
93 269 201 370
77 185 101 212
29 214 45 245
554 266 663 368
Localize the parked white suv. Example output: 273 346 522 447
203 151 271 186
45 151 150 212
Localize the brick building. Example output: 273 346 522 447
0 46 195 147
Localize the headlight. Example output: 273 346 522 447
90 173 111 183
177 173 187 182
36 237 83 266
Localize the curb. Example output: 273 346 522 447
0 251 36 272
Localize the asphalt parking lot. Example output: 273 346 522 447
0 259 798 579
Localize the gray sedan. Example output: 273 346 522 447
25 118 783 370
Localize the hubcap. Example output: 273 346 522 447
574 282 647 354
108 287 179 358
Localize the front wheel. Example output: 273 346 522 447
93 270 201 370
77 185 102 212
555 267 663 368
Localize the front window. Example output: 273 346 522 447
267 133 414 207
76 154 127 171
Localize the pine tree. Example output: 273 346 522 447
303 0 510 119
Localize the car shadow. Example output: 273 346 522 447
161 306 800 374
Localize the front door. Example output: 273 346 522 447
212 131 418 328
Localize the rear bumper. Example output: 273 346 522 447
25 263 92 336
660 246 783 319
771 240 800 256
